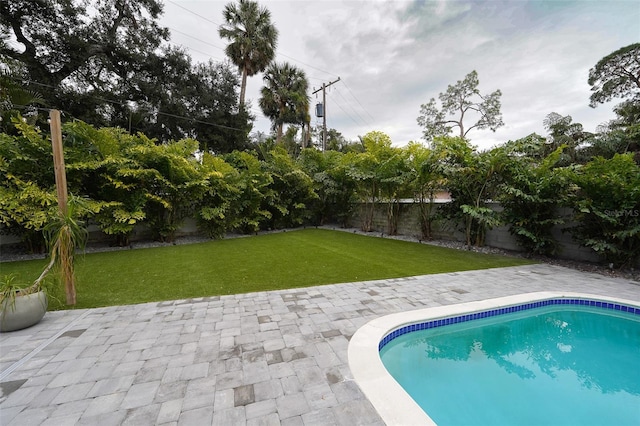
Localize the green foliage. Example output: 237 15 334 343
498 143 569 256
324 128 360 152
405 141 445 239
566 153 640 267
0 273 36 310
433 137 503 246
130 139 207 241
347 132 391 231
1 2 249 144
0 176 57 252
172 60 252 153
261 147 318 229
0 117 56 186
40 196 92 305
586 44 640 165
223 150 273 233
1 0 164 128
4 104 637 272
342 131 413 234
259 62 310 143
543 112 592 165
64 125 152 245
583 100 640 163
417 70 503 141
0 118 58 251
196 154 243 238
377 147 410 235
298 148 358 226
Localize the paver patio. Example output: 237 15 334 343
1 264 638 425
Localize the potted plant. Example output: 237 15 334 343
0 273 48 332
0 197 88 332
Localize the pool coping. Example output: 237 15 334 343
347 291 640 426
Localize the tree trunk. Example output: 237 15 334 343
419 194 434 240
362 201 374 232
239 67 248 107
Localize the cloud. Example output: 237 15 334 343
162 0 639 150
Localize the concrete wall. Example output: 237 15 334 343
352 201 606 264
2 202 635 267
1 217 201 250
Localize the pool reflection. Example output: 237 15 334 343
408 308 640 395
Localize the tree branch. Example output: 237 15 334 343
7 12 37 60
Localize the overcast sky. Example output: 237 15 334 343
161 0 639 150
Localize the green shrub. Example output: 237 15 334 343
566 153 640 267
498 145 569 256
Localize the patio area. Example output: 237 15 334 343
1 264 639 426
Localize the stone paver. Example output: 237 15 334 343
1 264 639 425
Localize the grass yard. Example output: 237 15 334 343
1 228 535 310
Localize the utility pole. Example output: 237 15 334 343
312 77 340 151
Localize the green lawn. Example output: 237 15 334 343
1 229 535 310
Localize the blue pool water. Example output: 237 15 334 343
379 304 640 426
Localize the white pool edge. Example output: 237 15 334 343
347 291 640 426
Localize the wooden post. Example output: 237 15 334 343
49 109 76 305
50 109 68 215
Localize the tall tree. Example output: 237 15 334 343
0 0 168 115
497 142 569 256
406 141 444 240
259 62 309 144
348 131 406 233
417 70 503 142
543 112 592 165
1 0 168 86
588 43 640 107
0 1 253 144
588 44 640 163
219 0 278 107
432 137 503 246
186 60 253 153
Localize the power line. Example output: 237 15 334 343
164 0 338 80
12 78 247 133
340 80 375 122
276 51 339 79
168 31 334 85
330 87 370 127
166 0 222 27
174 43 226 63
163 0 361 140
168 26 227 53
325 94 362 127
169 26 329 85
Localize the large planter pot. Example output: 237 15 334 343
0 291 48 332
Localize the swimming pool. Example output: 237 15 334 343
348 292 640 426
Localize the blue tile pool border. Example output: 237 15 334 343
378 298 640 351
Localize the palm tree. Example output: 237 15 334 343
259 62 310 144
0 71 44 127
219 0 278 107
